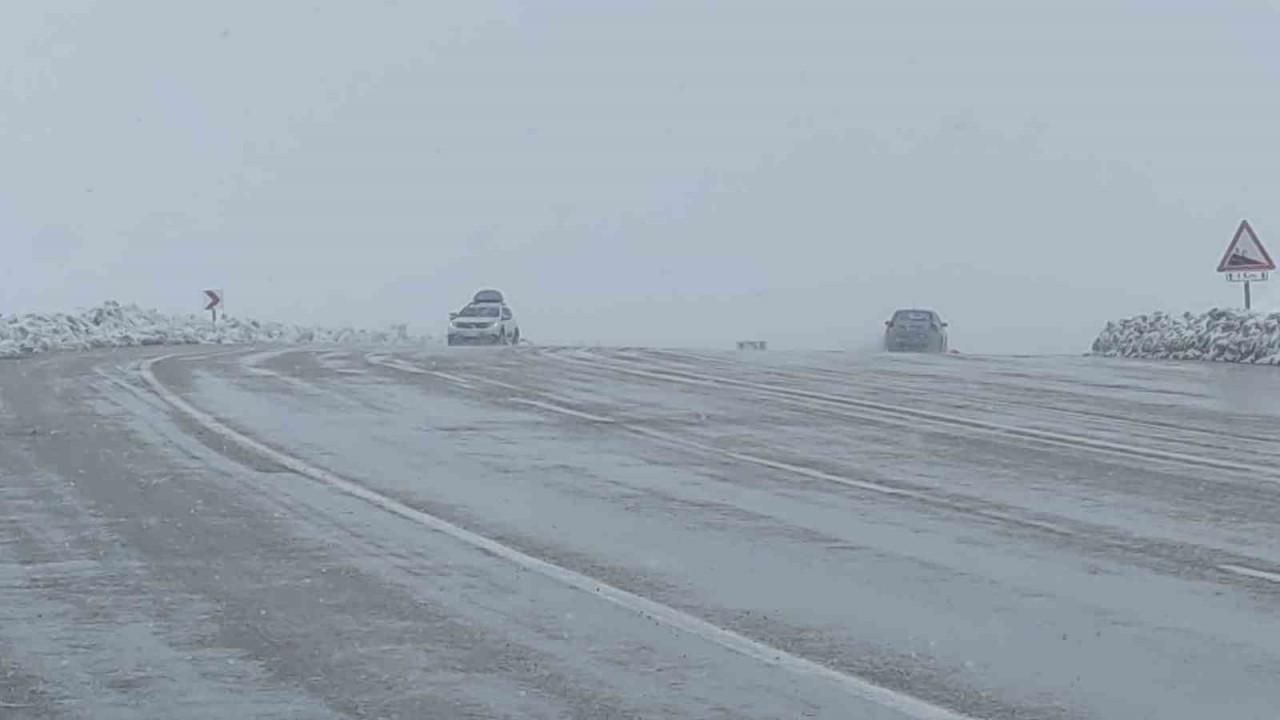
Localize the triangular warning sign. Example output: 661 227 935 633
1217 220 1276 272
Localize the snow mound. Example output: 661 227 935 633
0 301 419 359
1091 308 1280 364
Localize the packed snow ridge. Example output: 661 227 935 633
0 301 419 359
1092 308 1280 364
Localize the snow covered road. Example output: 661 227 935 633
3 347 1280 718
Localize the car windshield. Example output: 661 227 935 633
458 305 500 318
894 311 933 322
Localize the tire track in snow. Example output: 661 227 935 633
598 348 1280 454
546 352 1280 481
365 352 1280 597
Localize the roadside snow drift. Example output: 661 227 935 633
1091 309 1280 364
0 301 417 359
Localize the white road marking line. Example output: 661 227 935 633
510 396 1072 537
510 398 615 424
436 371 526 392
380 359 427 374
139 354 977 720
370 353 534 393
427 370 476 388
1220 564 1280 584
237 351 321 392
240 348 297 366
369 358 1076 537
365 354 482 389
467 361 1280 574
627 425 914 499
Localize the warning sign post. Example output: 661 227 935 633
1217 221 1275 310
204 289 224 325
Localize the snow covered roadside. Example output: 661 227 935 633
0 301 424 359
1091 309 1280 364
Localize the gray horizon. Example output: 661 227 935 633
5 0 1279 352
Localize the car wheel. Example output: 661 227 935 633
512 329 521 345
498 329 507 345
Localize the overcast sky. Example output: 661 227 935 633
4 0 1279 352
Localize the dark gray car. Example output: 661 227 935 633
884 309 949 353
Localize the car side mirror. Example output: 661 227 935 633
942 322 949 328
449 312 458 320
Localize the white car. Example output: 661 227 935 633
447 290 521 346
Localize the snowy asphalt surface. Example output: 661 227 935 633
3 346 1280 719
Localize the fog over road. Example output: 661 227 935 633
3 346 1280 719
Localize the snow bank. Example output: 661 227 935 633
1091 309 1280 364
0 301 419 359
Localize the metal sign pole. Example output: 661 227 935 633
1245 280 1252 311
